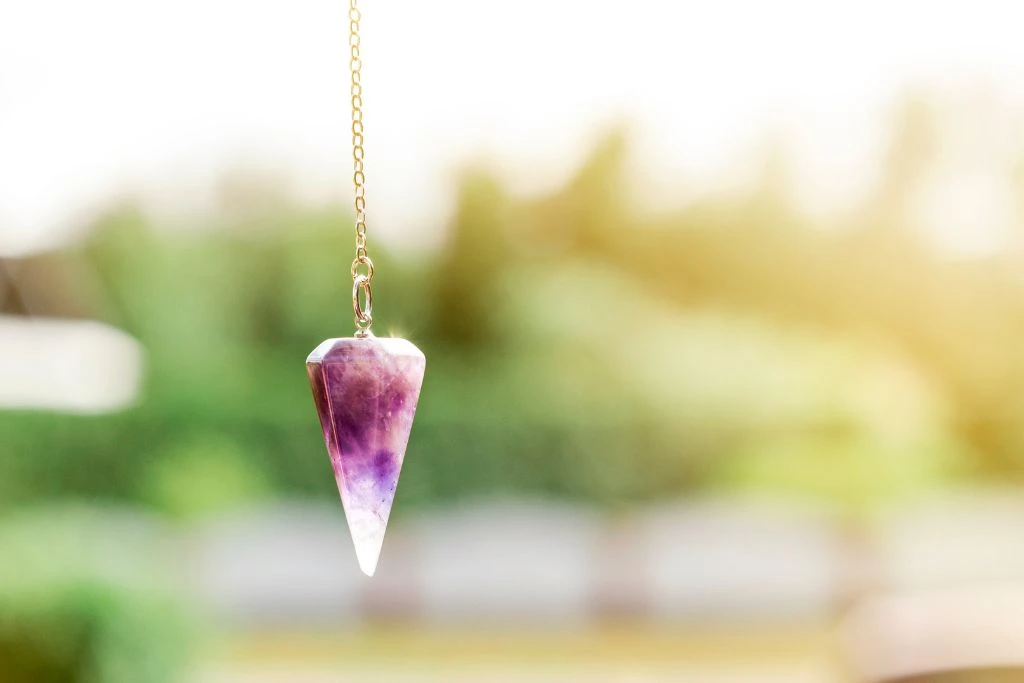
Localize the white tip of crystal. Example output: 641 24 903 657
353 527 386 577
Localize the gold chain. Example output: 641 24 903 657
349 0 373 336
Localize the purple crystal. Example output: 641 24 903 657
306 336 426 576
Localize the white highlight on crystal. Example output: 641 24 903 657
342 497 387 577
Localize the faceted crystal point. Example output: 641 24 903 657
306 336 425 576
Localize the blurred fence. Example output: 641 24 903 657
177 493 1024 628
188 498 840 626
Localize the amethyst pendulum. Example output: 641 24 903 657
307 0 426 576
307 336 425 575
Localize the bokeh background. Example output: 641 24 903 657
5 1 1024 681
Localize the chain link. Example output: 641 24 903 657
349 0 373 336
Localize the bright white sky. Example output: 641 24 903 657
3 0 1024 256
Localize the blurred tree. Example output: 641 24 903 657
6 93 1024 512
0 508 189 683
429 170 513 347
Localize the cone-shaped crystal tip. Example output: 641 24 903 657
355 526 384 577
306 336 425 576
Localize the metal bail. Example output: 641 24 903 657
352 274 373 337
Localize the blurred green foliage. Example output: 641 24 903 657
0 507 188 683
4 98 1024 515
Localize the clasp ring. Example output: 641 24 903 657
352 274 373 336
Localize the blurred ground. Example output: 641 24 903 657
192 626 839 683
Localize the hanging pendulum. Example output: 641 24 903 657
306 0 426 577
306 336 425 577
